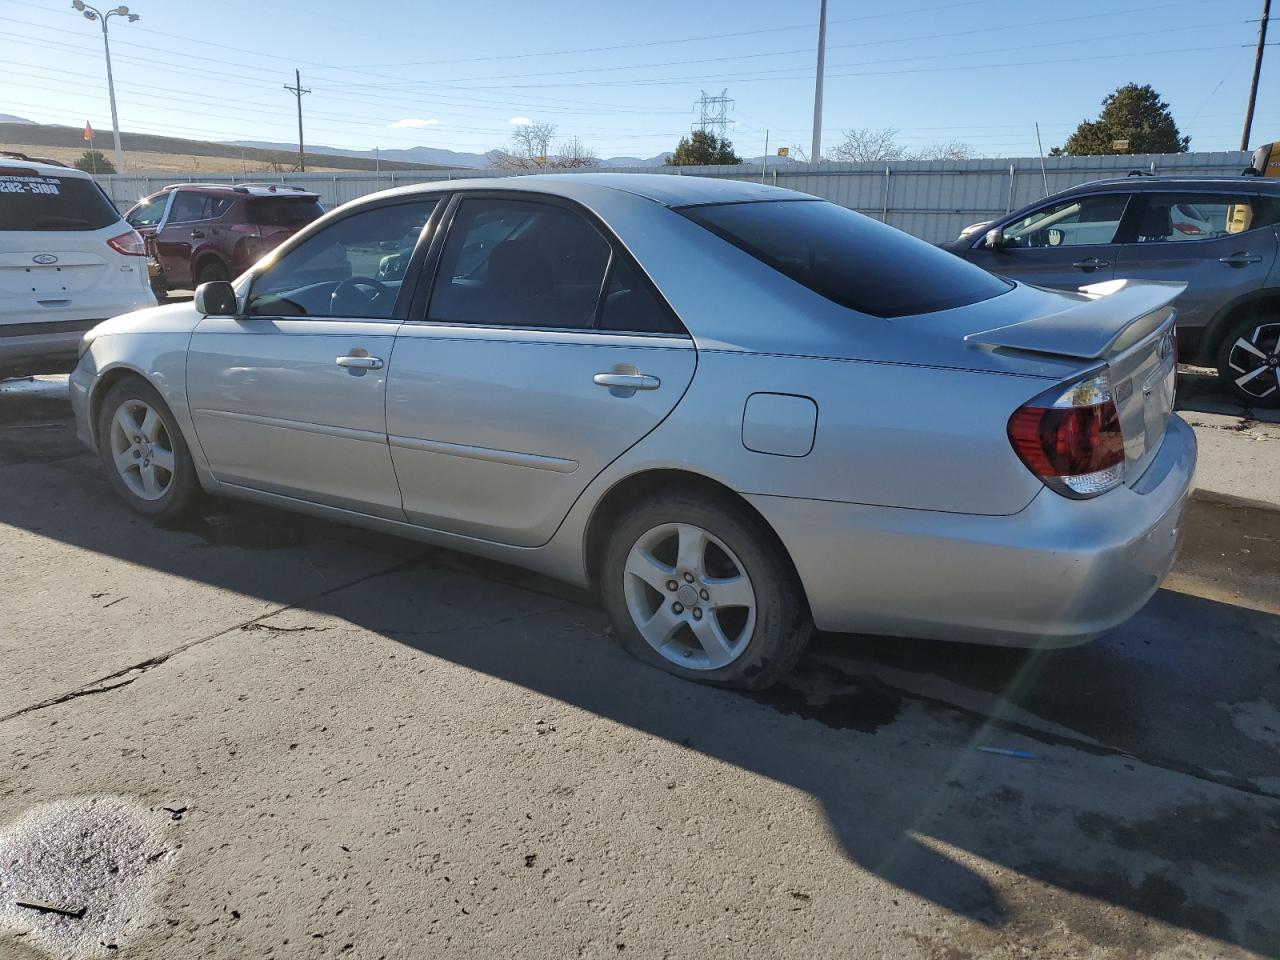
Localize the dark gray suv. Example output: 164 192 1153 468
942 177 1280 407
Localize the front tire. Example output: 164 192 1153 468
1216 312 1280 408
600 491 812 690
96 377 199 521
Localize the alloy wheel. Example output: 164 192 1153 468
108 399 176 501
1226 321 1280 400
622 522 757 671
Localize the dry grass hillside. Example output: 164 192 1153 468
0 121 447 175
2 142 363 175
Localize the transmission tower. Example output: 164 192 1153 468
692 89 734 138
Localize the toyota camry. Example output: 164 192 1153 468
70 174 1195 689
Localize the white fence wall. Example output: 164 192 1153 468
96 151 1251 244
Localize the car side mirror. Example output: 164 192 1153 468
194 280 239 316
984 227 1006 250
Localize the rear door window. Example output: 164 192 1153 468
428 197 612 329
598 256 684 334
678 199 1010 318
248 197 325 226
1133 193 1280 242
0 168 120 232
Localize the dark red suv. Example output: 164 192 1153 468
124 183 324 295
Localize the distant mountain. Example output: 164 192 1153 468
226 140 677 170
0 113 35 124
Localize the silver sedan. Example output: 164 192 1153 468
70 174 1196 689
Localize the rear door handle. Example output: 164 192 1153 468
1071 257 1111 271
1218 253 1263 267
593 372 660 390
336 355 384 370
189 230 206 239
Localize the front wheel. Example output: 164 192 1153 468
1216 312 1280 408
96 377 199 521
600 491 812 690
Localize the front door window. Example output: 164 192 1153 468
1002 194 1132 248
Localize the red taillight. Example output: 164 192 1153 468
1008 372 1125 498
107 228 147 256
1172 222 1202 235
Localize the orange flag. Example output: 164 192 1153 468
83 121 93 142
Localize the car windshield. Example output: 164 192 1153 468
677 199 1011 317
0 168 120 231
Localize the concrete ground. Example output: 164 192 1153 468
0 375 1278 960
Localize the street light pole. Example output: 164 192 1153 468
810 0 828 164
72 2 140 175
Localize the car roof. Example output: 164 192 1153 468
361 172 804 209
161 182 320 199
0 155 91 178
1059 175 1280 195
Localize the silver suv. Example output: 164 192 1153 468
943 177 1280 407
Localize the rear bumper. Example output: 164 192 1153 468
0 295 156 375
750 415 1197 647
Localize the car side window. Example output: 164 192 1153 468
246 199 437 319
598 256 685 335
208 196 235 219
1001 194 1131 248
428 197 611 329
126 195 166 228
168 192 208 224
1133 193 1278 243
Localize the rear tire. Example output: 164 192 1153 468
1216 312 1280 408
195 258 230 285
600 490 812 690
96 377 199 521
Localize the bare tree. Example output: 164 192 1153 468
490 121 599 170
554 136 599 169
828 127 908 162
911 139 975 161
827 127 974 163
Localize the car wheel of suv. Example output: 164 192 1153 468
96 377 199 521
1216 312 1280 408
600 490 812 690
195 259 230 285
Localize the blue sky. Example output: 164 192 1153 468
1 0 1274 159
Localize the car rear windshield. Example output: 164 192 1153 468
248 197 324 227
677 199 1012 318
0 169 121 232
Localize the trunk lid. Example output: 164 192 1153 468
965 278 1182 487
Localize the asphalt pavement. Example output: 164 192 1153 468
1 375 1278 960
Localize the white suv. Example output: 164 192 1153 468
1 154 156 377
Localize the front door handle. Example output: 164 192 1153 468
336 355 384 370
594 372 660 391
1218 252 1263 267
189 230 206 239
1071 257 1111 271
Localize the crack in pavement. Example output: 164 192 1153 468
0 553 428 724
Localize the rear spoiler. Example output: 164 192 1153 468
964 279 1186 360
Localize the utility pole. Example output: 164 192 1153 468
284 68 310 172
1241 0 1271 151
72 2 140 175
811 0 828 163
692 89 733 138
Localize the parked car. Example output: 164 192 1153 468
0 153 155 378
124 183 324 295
71 175 1194 689
941 176 1280 406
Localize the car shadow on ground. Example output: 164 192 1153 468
3 380 1279 953
1175 364 1280 423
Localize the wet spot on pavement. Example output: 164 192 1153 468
0 796 175 958
747 663 903 732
